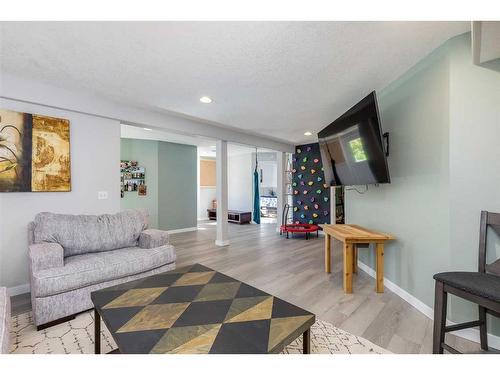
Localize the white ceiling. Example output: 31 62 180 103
0 22 469 144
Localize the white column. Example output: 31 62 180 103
276 152 287 232
215 139 229 246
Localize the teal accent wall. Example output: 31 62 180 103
346 33 500 340
158 141 197 231
121 139 159 228
120 138 197 231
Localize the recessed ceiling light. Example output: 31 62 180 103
200 96 213 104
143 128 152 131
304 131 313 136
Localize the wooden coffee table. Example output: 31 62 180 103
91 264 315 354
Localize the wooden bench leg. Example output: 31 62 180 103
433 281 447 354
343 242 353 293
325 234 331 273
353 245 358 274
375 243 384 293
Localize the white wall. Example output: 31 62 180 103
199 187 216 219
228 152 253 212
345 41 451 308
448 34 500 332
0 98 120 291
346 33 500 340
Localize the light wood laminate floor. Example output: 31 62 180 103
12 221 480 354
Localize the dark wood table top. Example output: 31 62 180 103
91 263 315 354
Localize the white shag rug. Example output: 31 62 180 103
10 311 389 354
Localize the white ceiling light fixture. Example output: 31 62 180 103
143 127 152 131
199 96 213 104
304 131 313 136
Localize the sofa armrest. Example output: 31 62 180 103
29 243 64 272
139 229 169 249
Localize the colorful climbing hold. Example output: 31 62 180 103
298 174 303 179
323 183 328 189
300 214 305 219
307 181 313 186
304 205 309 210
294 190 299 195
292 168 297 173
297 200 302 205
292 182 297 187
310 197 315 202
312 213 318 218
308 220 313 224
300 165 306 170
313 158 319 163
314 203 319 209
306 146 311 152
300 181 305 186
297 149 302 154
293 207 298 212
302 157 308 163
316 189 322 194
310 169 316 174
303 190 308 195
323 211 329 216
324 197 329 202
317 177 322 182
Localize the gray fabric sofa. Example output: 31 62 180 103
28 209 176 329
0 287 10 354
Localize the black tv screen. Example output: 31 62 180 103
318 91 390 186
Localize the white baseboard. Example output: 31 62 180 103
215 240 230 246
167 227 198 234
7 283 30 297
357 261 500 350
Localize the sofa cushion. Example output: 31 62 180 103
0 287 10 354
32 245 176 298
33 210 149 257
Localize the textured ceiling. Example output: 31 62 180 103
0 21 469 144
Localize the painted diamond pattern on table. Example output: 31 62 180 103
225 296 274 323
103 287 167 309
91 264 316 354
172 271 216 286
117 303 190 333
193 281 241 302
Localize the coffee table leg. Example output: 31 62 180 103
303 329 310 354
94 308 101 354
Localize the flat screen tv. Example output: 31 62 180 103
318 91 390 186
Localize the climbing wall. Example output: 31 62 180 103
292 143 330 225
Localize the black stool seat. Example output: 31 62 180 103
434 272 500 302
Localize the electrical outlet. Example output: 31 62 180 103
97 191 108 200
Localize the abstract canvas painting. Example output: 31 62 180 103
0 109 71 192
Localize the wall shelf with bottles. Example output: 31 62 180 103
120 160 146 197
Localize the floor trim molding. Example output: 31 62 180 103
7 283 30 297
357 261 500 350
167 227 198 234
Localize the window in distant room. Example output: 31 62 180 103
349 138 367 163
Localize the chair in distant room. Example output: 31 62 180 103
433 211 500 354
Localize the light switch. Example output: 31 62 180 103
98 191 108 200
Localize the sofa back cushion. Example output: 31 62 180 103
33 210 149 257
